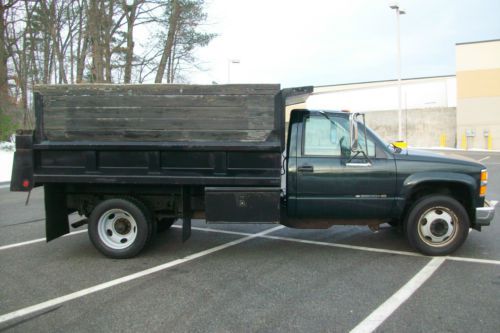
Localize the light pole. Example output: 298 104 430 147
227 59 240 83
390 4 405 141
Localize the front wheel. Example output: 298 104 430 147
88 198 152 259
406 195 469 256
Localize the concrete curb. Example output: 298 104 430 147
413 147 500 153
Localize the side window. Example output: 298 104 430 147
303 116 349 156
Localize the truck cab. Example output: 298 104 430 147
286 109 395 221
284 109 496 255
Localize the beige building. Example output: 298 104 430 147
456 39 500 150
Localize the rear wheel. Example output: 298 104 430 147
88 198 152 258
406 195 469 256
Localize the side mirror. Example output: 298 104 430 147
392 140 407 149
349 113 359 152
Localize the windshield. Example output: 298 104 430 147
360 122 401 154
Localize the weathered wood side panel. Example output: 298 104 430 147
36 84 281 143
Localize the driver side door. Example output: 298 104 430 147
295 113 396 220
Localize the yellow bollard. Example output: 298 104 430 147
461 134 467 150
488 134 492 150
439 134 446 147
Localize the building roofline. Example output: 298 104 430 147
314 74 456 89
456 38 500 46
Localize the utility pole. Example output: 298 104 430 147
390 4 406 141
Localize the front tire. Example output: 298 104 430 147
88 198 152 259
406 195 469 256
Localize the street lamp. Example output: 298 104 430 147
227 59 240 83
390 3 405 141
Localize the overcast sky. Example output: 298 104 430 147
187 0 500 88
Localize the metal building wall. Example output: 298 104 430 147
456 40 500 150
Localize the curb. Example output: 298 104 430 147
413 147 500 153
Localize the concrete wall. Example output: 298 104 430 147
364 107 457 148
456 40 500 150
285 105 456 148
305 76 458 148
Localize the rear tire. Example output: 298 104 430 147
88 198 152 259
406 195 469 256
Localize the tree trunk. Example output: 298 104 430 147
103 0 113 83
69 5 74 83
155 0 181 83
76 0 87 83
123 2 137 84
24 0 39 84
46 0 67 84
88 0 104 82
43 30 51 83
0 2 9 100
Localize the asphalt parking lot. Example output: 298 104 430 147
0 150 499 332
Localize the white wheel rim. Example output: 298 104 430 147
97 209 138 250
417 206 458 247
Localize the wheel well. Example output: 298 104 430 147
402 182 473 223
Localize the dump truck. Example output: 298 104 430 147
11 84 496 258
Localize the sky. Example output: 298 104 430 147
187 0 500 88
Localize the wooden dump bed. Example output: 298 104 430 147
29 84 285 187
35 84 282 144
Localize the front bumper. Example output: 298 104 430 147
476 200 497 226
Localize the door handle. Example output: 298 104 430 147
298 165 314 172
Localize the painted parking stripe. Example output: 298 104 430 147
174 225 500 266
445 256 500 266
478 156 490 162
3 225 500 266
0 225 283 326
350 257 446 333
0 229 88 251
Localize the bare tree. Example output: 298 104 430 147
122 0 149 84
154 0 180 83
74 0 88 83
153 0 215 83
0 0 216 137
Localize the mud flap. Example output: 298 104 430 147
44 184 70 241
182 186 191 242
10 131 34 192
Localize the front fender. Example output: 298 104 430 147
399 171 477 200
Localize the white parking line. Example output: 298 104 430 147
478 156 490 162
3 225 500 267
350 257 446 333
174 225 500 266
445 256 500 266
0 225 283 326
0 229 87 251
262 234 423 257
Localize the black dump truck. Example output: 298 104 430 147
11 84 496 258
